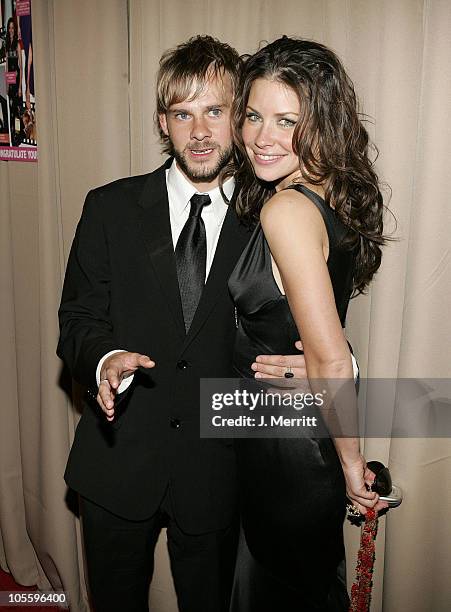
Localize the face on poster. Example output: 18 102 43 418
0 0 37 161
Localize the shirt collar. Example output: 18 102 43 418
166 159 235 215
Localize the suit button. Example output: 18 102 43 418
177 360 189 370
170 418 182 429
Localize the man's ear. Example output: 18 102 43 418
159 113 169 136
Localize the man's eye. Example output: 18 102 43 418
209 108 222 117
279 118 296 128
245 112 260 123
175 112 190 120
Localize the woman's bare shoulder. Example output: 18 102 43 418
260 187 326 236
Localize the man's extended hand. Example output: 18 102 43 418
97 352 155 421
252 340 306 379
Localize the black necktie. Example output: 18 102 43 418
175 193 211 332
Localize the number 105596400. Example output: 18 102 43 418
0 591 68 607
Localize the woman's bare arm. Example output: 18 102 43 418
261 189 387 513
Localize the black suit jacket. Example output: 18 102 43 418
57 160 251 532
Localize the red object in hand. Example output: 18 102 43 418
349 508 378 612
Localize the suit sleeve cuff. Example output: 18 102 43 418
351 353 359 381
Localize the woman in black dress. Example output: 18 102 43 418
227 37 388 611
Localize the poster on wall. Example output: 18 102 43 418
0 0 37 162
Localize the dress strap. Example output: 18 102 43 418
284 184 336 241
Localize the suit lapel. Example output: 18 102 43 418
137 161 186 340
137 164 251 348
181 199 251 352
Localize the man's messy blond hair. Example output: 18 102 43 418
156 35 241 154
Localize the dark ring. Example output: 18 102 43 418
284 372 294 379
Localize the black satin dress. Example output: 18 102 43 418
228 185 356 611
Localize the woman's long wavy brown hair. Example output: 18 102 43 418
228 37 389 295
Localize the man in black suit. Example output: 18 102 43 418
57 36 308 612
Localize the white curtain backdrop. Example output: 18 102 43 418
0 1 450 610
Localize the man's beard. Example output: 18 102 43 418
173 142 233 184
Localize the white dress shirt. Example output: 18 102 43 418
96 160 235 390
167 160 234 277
